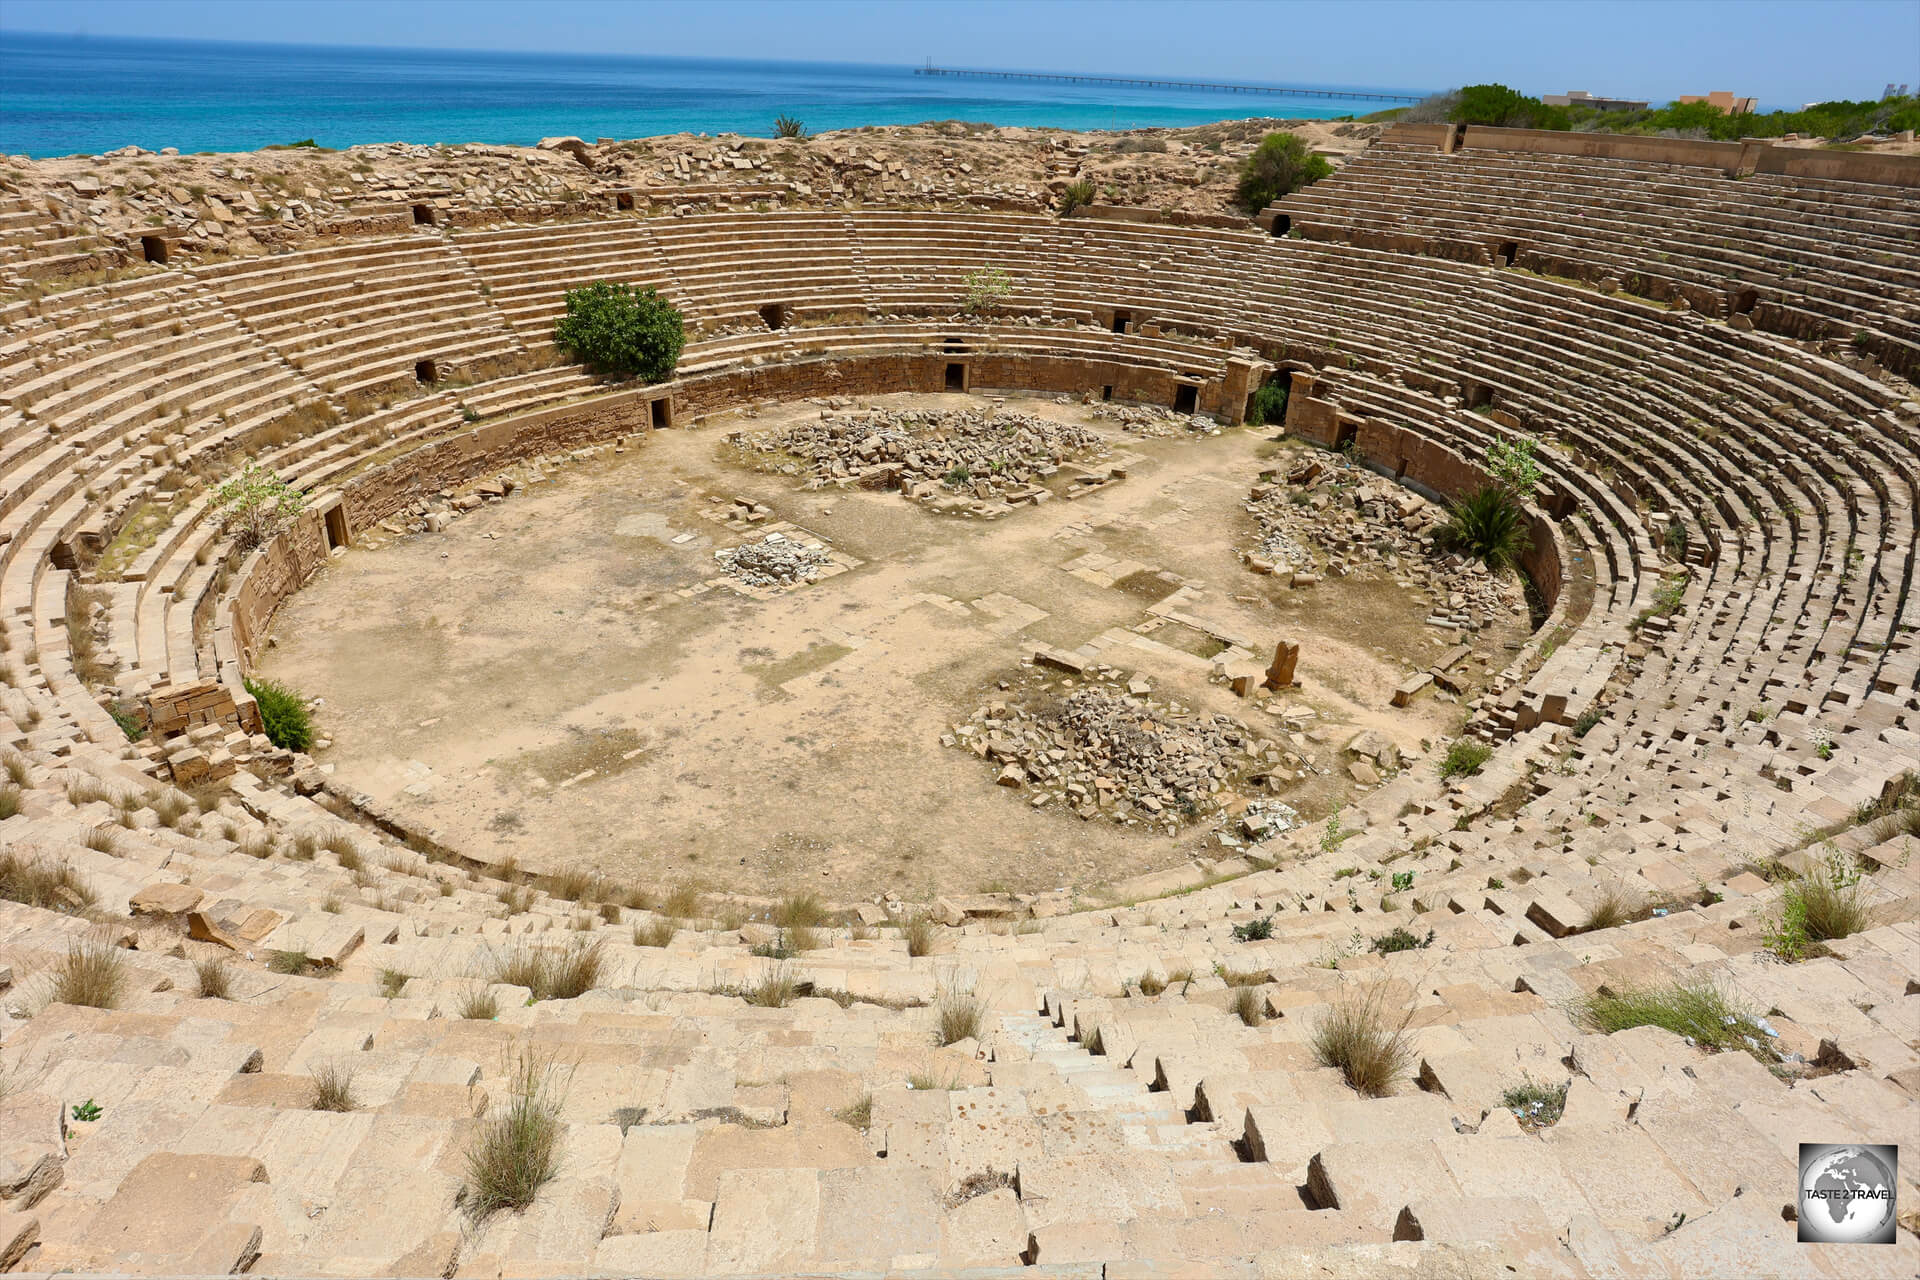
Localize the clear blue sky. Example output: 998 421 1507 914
2 0 1914 109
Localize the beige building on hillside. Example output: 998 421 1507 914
1677 90 1758 113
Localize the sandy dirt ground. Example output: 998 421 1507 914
262 392 1530 899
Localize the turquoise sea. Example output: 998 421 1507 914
0 31 1428 157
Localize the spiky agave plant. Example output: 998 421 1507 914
1437 486 1531 571
773 115 807 139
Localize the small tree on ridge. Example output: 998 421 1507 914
1236 132 1332 213
553 282 686 383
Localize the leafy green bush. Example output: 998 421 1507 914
1369 926 1433 954
244 675 315 752
1244 379 1290 427
1236 132 1333 212
214 460 306 551
773 115 807 139
1231 915 1274 942
1439 738 1491 780
1451 84 1572 130
552 282 685 382
1486 433 1541 494
1437 486 1532 571
961 266 1013 315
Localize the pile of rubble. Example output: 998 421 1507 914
1087 402 1219 437
950 677 1294 832
1244 452 1527 630
739 406 1106 502
714 532 830 586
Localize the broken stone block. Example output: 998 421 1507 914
130 882 204 919
1264 641 1299 690
1392 673 1435 707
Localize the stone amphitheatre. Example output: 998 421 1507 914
0 114 1916 1278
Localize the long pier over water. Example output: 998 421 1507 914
912 63 1423 103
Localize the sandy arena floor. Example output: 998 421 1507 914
261 392 1532 899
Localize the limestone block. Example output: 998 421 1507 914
129 882 204 918
939 1185 1026 1268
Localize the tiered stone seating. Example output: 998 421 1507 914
0 148 1917 1273
193 237 529 401
1277 131 1920 374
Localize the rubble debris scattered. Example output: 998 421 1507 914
737 405 1107 505
1087 402 1220 437
950 673 1308 833
1244 451 1526 630
713 532 831 586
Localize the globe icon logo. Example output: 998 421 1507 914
1798 1143 1898 1244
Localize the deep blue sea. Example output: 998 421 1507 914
0 32 1429 157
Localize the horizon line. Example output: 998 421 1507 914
0 27 1438 100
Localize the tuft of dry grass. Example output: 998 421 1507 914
833 1093 872 1131
483 938 605 1002
456 986 500 1020
1582 882 1641 932
1231 985 1265 1027
463 1050 566 1219
150 789 192 829
1311 985 1417 1097
2 752 30 787
936 987 986 1046
544 868 596 902
774 892 830 930
309 1060 357 1112
632 918 676 948
902 914 938 958
743 963 797 1008
193 957 232 999
0 850 96 913
268 949 315 975
378 968 409 998
65 776 111 807
1137 972 1167 996
51 938 126 1009
660 882 703 921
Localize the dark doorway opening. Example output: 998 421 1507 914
1334 421 1359 453
759 303 790 331
615 192 635 211
1101 385 1114 401
650 398 672 430
1270 215 1291 238
1173 384 1199 415
1496 240 1520 266
1733 288 1758 314
140 235 169 264
1111 310 1132 335
415 359 438 384
411 203 436 226
944 362 966 392
324 505 349 550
